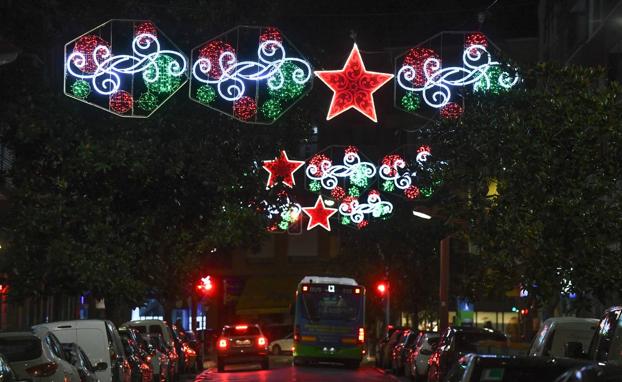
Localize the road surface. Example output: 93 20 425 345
191 356 398 381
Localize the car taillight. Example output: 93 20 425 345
146 355 152 362
26 362 58 377
257 337 267 347
358 327 365 344
294 325 301 342
218 338 228 349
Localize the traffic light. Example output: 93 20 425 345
196 276 214 295
520 308 529 316
376 282 388 296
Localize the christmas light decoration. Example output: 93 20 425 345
404 185 420 200
233 96 257 121
262 150 305 188
260 191 302 233
64 20 188 117
315 44 393 122
137 92 158 111
190 26 312 124
71 80 91 99
305 148 376 191
302 196 338 231
309 181 322 192
196 85 217 104
338 191 393 224
440 102 463 119
348 186 361 197
330 186 346 201
394 32 520 120
261 98 282 120
109 90 133 113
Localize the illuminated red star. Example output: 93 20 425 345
315 44 394 122
302 196 338 231
262 150 305 188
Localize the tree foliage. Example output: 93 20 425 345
436 64 622 305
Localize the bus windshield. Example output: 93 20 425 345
301 287 361 321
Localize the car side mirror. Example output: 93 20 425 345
420 348 433 356
95 362 108 371
564 342 584 358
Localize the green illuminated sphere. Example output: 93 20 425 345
196 85 216 104
137 92 158 111
420 186 434 198
341 216 351 225
71 80 91 99
278 221 289 230
143 55 182 94
400 92 420 112
382 180 395 192
349 168 369 188
348 186 360 197
268 62 307 101
474 66 508 95
309 181 321 192
261 98 282 120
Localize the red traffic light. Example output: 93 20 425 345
376 282 387 295
196 276 213 295
520 308 529 316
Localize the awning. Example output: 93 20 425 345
235 276 300 316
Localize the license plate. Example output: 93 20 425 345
235 339 251 346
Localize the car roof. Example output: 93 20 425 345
33 319 111 330
543 317 599 325
125 319 168 325
471 354 591 368
0 331 37 339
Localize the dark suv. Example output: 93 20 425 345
427 326 509 382
216 324 269 372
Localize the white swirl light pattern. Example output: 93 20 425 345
306 151 377 190
339 193 393 224
66 33 188 96
379 148 432 191
192 40 312 102
397 44 520 108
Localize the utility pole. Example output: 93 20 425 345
439 236 450 331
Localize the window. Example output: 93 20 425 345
46 334 65 360
0 337 41 362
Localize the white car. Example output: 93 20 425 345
34 319 130 382
407 331 439 380
0 329 82 382
269 333 293 355
528 317 599 357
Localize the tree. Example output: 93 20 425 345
436 64 622 307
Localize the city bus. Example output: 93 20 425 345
292 276 366 368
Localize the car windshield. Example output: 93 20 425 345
455 332 508 354
223 326 260 336
302 292 361 321
0 337 42 362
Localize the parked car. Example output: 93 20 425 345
169 325 196 373
0 354 19 382
445 354 592 382
183 331 203 371
269 333 293 355
427 326 509 382
0 330 82 382
145 334 175 382
375 325 400 368
381 327 405 369
120 327 169 382
62 343 100 382
33 320 131 382
529 317 599 358
555 363 622 382
120 335 152 382
586 306 622 364
216 324 269 372
123 320 178 377
391 329 418 375
404 331 440 381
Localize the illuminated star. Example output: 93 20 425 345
315 44 394 122
262 150 305 188
302 196 338 231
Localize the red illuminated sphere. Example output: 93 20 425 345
109 90 133 114
368 189 380 198
404 185 420 200
344 145 359 155
357 220 369 229
382 154 404 177
308 154 332 177
198 40 236 79
134 21 158 44
259 27 282 48
403 48 440 87
72 34 111 74
440 102 463 120
233 96 257 121
465 32 488 49
331 186 346 201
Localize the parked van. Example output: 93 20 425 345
33 320 131 382
122 320 179 375
528 317 598 358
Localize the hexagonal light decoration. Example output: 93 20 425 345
394 31 520 123
189 26 313 124
64 19 188 118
